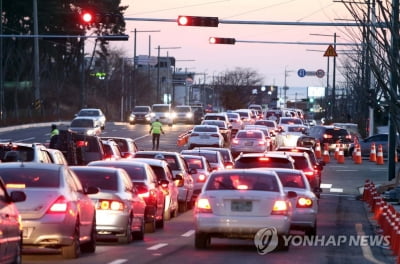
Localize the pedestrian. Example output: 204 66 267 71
149 118 165 150
50 124 59 138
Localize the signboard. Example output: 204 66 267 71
316 69 325 78
308 86 325 97
323 45 337 57
298 68 306 78
298 69 325 78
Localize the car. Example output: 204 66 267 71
101 139 123 160
190 104 205 124
70 166 146 243
128 105 153 124
308 125 353 156
0 162 98 259
201 119 232 144
75 108 106 130
0 142 53 163
174 105 194 124
262 168 318 236
132 151 194 213
254 119 279 135
233 109 255 126
277 117 305 131
194 169 295 249
69 117 102 136
191 147 235 169
230 129 269 157
0 177 26 264
181 154 212 201
87 160 166 233
101 136 139 158
45 148 69 165
348 133 400 157
234 152 295 170
187 125 225 149
181 149 226 171
248 104 264 119
226 112 244 136
243 124 275 151
131 158 180 220
275 124 309 148
151 104 174 125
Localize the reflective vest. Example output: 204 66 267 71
51 128 59 137
150 121 163 134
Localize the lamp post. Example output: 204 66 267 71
283 67 293 108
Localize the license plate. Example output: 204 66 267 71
244 141 253 146
200 135 209 139
231 200 252 212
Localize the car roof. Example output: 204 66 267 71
131 157 169 166
0 162 64 170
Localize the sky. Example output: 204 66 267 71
104 0 359 100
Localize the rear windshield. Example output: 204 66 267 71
291 156 309 170
193 126 218 133
182 152 217 163
236 131 263 139
326 128 349 137
134 153 179 170
149 166 167 180
74 170 118 191
91 163 145 180
235 157 294 169
0 168 60 188
184 157 204 170
205 172 279 192
275 171 306 189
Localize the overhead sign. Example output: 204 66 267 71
324 45 337 57
298 69 325 78
298 69 306 78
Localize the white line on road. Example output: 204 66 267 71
355 223 386 264
147 243 168 250
108 260 128 264
181 230 195 237
330 188 344 193
320 183 332 189
337 170 358 172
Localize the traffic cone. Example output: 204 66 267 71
337 146 345 164
376 144 384 165
370 142 377 162
334 143 339 160
354 146 362 164
315 140 322 159
322 143 330 163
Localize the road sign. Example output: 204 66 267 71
324 45 337 57
298 68 306 77
316 69 325 78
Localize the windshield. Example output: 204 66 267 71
152 105 170 112
133 107 150 112
71 119 94 128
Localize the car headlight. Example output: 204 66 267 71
150 113 155 117
186 112 193 118
86 129 95 135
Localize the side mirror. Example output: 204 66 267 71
189 168 197 175
174 174 183 182
10 191 26 203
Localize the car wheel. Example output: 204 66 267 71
156 210 165 229
195 232 210 249
62 221 81 259
305 221 317 237
133 217 145 240
80 216 96 253
178 201 187 213
118 216 133 244
11 235 22 264
145 218 156 233
172 203 179 218
164 204 172 221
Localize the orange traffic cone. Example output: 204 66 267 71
352 144 358 161
376 144 384 165
337 146 345 164
315 140 322 159
370 142 377 162
354 146 362 164
322 143 330 163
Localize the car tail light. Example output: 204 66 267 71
271 200 289 215
195 198 212 213
161 182 169 189
346 134 352 140
297 197 313 208
258 157 270 162
76 140 88 147
225 164 233 169
303 168 315 177
257 140 265 146
197 174 207 182
47 196 68 213
98 200 124 211
237 184 248 190
323 134 333 139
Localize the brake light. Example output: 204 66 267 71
271 200 288 215
232 139 239 144
47 196 68 213
237 184 248 190
196 198 212 213
139 191 150 198
346 134 352 140
258 157 270 161
98 200 124 211
6 183 25 189
297 197 313 208
197 174 206 182
303 169 315 177
258 140 265 146
76 140 88 147
323 134 333 139
161 182 169 189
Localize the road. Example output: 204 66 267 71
0 122 396 264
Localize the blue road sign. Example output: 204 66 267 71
298 68 306 77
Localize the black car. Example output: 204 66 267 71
308 125 353 156
129 106 153 124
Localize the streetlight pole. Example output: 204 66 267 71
283 67 293 108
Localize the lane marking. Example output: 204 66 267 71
337 170 358 172
108 260 128 264
355 223 386 264
330 188 344 193
147 243 168 250
181 230 195 237
320 183 332 189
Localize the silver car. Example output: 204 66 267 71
76 108 106 130
71 166 147 243
0 163 98 259
69 117 102 136
181 154 212 200
230 129 268 157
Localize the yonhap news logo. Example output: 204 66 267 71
254 228 390 255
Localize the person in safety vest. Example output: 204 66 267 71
149 118 165 150
50 124 59 138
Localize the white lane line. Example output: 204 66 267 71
330 188 344 193
355 223 386 264
337 170 358 172
108 260 128 264
15 137 35 142
320 183 332 189
182 230 195 237
147 243 168 250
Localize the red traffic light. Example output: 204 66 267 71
209 37 235 45
82 11 93 23
177 16 218 27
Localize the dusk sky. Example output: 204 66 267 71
105 0 359 99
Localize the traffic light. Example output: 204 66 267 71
81 11 94 24
177 16 219 27
209 37 236 45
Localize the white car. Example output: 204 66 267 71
188 125 224 149
275 124 308 148
69 117 102 136
260 168 318 236
230 129 268 157
194 169 295 249
76 108 106 130
181 154 212 200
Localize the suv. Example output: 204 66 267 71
75 108 106 130
151 104 174 125
308 125 353 156
174 105 194 124
129 105 153 124
101 137 138 158
191 105 205 124
0 142 52 163
234 152 295 170
69 117 102 136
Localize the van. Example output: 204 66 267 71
151 104 174 125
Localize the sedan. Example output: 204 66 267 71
230 129 268 157
70 166 146 243
261 168 318 236
69 117 102 136
181 154 212 200
194 169 295 250
0 177 26 264
181 149 225 171
76 108 106 130
349 133 400 157
0 163 98 259
187 125 224 149
201 119 232 145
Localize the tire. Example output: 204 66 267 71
80 217 96 253
194 232 210 249
172 203 179 218
133 217 145 240
62 222 81 259
156 211 164 229
145 218 156 233
118 216 133 244
275 235 289 251
11 235 22 264
178 201 187 213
